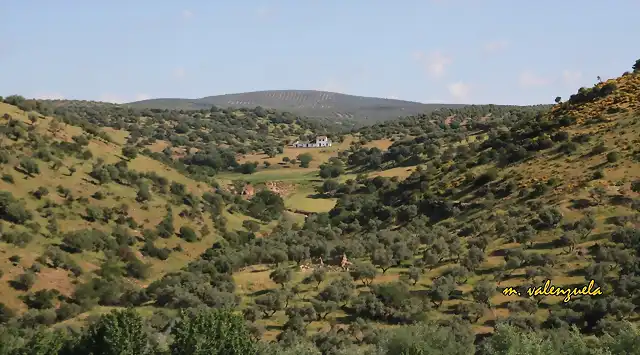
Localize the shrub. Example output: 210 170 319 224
1 173 14 183
606 151 621 163
179 225 198 242
591 143 607 155
474 168 498 187
11 271 36 291
0 191 33 224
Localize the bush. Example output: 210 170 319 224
591 143 607 155
179 225 198 242
0 191 33 224
125 258 151 280
474 168 498 187
606 151 621 163
11 271 37 291
1 173 14 183
297 153 313 168
2 231 33 247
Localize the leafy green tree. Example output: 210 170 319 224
310 267 327 289
13 327 72 355
242 220 261 233
157 208 175 238
247 190 285 222
319 179 340 196
11 271 36 291
428 276 454 308
136 183 151 202
371 248 395 274
238 162 258 174
121 146 138 160
461 246 485 272
19 157 40 177
350 262 377 287
297 153 313 168
471 280 496 308
373 320 475 355
257 340 321 355
406 266 422 286
179 225 198 242
75 308 154 355
85 206 104 222
270 267 293 288
479 323 615 355
170 181 187 196
170 308 257 355
255 292 284 318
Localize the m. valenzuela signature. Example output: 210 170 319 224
502 280 602 303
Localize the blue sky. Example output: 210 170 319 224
2 1 639 105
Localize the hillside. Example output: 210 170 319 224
0 61 638 354
126 90 467 124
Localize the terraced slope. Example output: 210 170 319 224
127 90 467 123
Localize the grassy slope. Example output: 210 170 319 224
0 102 264 312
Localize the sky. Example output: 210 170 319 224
2 1 639 105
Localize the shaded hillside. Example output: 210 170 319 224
126 90 467 124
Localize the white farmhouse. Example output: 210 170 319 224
290 136 332 148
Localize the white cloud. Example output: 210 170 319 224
447 82 471 102
387 93 400 100
561 69 582 85
519 70 551 88
413 50 452 78
173 67 186 80
484 40 509 53
33 93 65 100
181 9 193 19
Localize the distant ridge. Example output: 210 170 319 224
126 90 466 123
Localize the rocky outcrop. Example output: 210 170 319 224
236 181 295 200
264 181 294 196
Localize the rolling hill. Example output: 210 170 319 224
0 60 639 354
126 90 467 124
